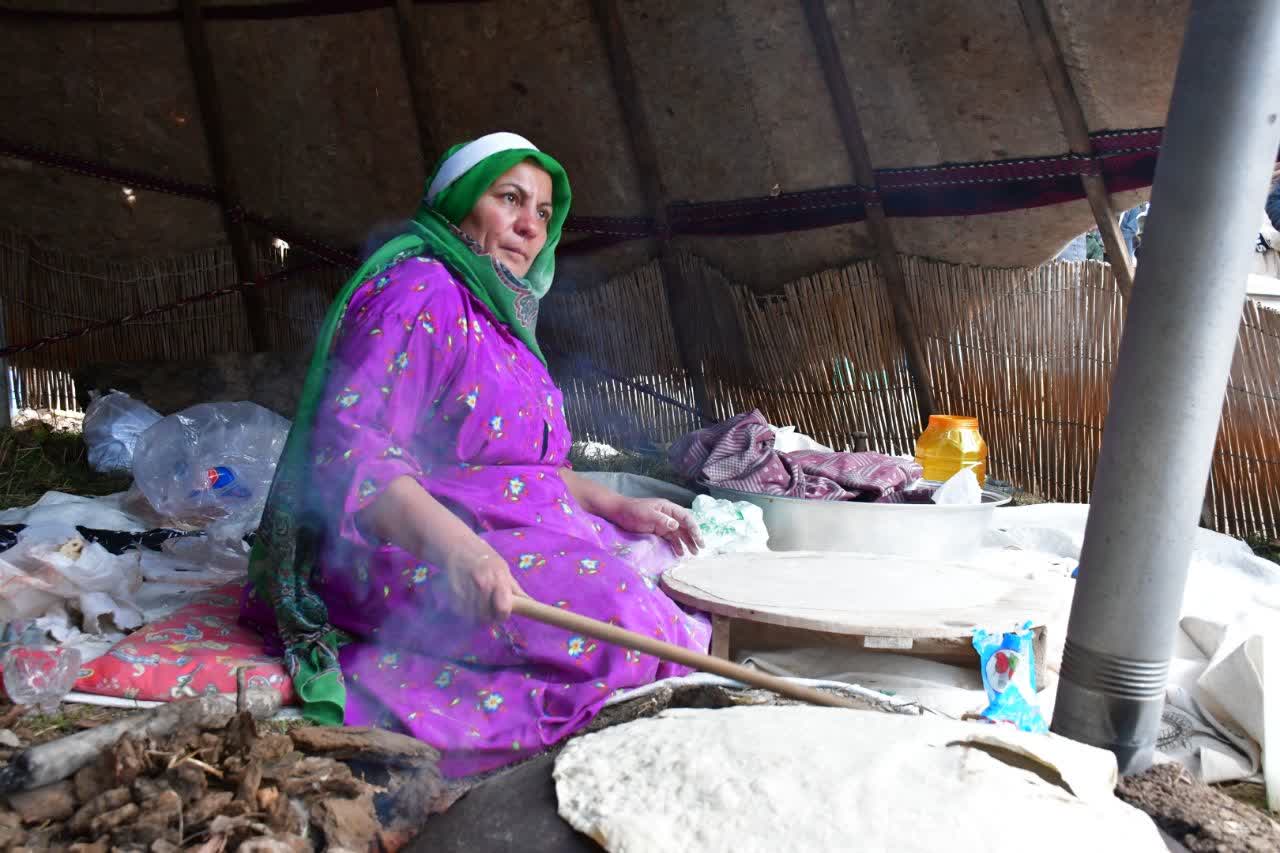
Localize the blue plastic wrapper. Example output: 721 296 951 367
972 621 1048 734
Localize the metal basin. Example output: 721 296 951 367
706 482 1011 561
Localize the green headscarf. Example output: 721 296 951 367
357 134 570 361
246 135 571 725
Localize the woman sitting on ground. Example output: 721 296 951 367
241 132 709 777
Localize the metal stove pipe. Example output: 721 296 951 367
1051 0 1280 774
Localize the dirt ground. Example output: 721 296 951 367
1 692 1277 850
1118 763 1280 853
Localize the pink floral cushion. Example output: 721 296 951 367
74 583 295 704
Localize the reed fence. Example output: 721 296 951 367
2 231 1276 538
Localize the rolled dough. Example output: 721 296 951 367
554 706 1165 853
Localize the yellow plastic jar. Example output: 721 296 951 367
914 415 988 486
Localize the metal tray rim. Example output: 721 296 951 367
704 481 1012 511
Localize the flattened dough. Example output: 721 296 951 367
662 551 1069 637
554 706 1165 853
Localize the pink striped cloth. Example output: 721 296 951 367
669 410 925 502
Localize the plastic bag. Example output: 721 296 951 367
690 494 769 554
932 468 983 505
771 425 834 454
82 391 162 473
157 532 252 578
131 401 290 536
0 526 145 633
972 621 1048 733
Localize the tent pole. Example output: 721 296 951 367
0 287 10 430
590 0 713 428
1051 0 1280 774
392 0 439 162
1017 0 1136 300
800 0 934 429
179 0 272 353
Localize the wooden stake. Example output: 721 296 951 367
800 0 935 429
590 0 714 427
0 238 22 430
1017 0 1136 300
179 0 272 352
511 597 863 710
1265 630 1279 813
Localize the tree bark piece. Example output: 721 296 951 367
88 801 139 837
5 780 76 824
235 760 263 805
288 726 439 767
314 794 380 853
68 787 130 836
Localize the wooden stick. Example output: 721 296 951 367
511 597 863 711
799 0 936 430
179 0 272 352
1264 630 1278 813
1017 0 1136 301
590 0 716 427
393 0 440 161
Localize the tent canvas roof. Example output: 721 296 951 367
0 0 1188 291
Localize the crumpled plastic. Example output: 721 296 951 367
932 468 983 505
0 490 151 532
153 532 252 580
0 523 145 635
689 494 769 555
82 391 163 473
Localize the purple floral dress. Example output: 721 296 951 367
242 256 710 777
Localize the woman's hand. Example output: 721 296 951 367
442 542 527 624
557 470 703 556
607 497 703 557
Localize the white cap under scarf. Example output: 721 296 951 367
424 132 540 207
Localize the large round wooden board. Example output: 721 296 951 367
661 551 1068 640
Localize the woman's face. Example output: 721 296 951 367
458 161 553 278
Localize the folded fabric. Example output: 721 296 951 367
669 410 922 501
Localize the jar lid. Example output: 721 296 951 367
928 414 980 429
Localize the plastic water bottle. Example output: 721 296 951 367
189 465 254 501
1 624 81 714
131 401 289 531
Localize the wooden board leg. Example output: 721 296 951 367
1032 625 1049 691
710 615 732 660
